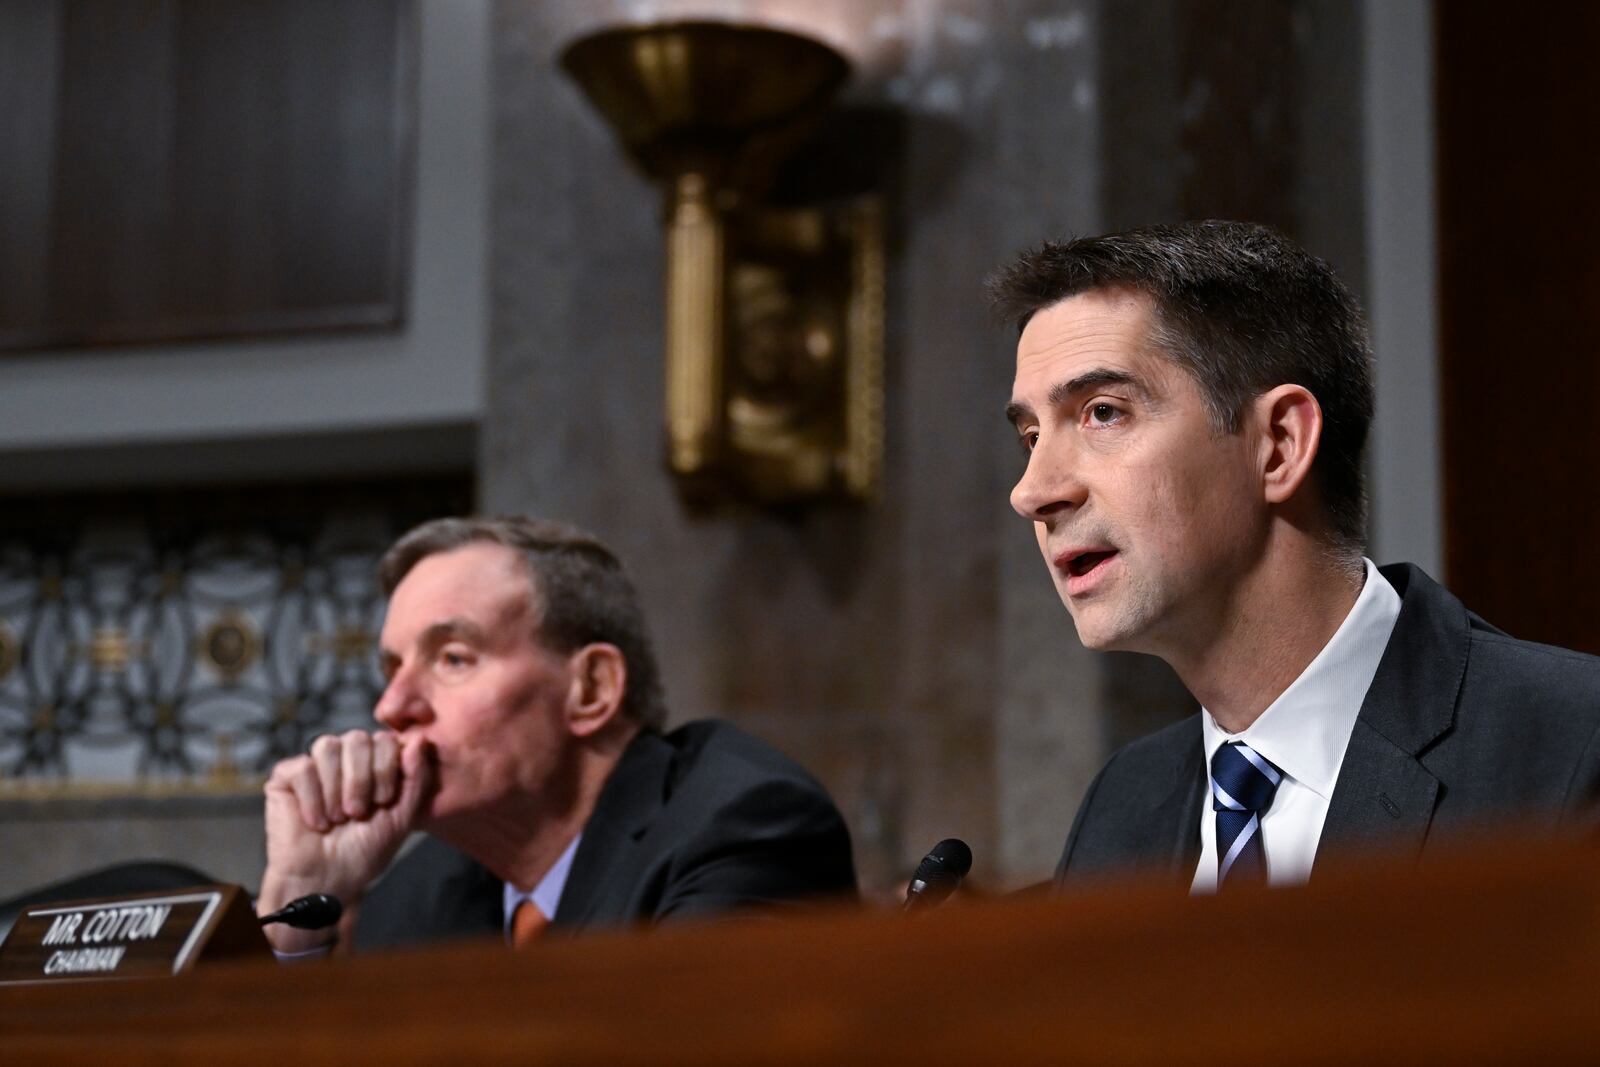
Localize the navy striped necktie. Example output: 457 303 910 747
1209 741 1283 886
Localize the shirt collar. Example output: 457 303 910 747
1201 557 1402 799
502 832 583 928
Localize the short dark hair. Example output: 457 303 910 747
378 516 667 731
987 220 1373 551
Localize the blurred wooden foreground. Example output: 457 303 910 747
3 832 1598 1066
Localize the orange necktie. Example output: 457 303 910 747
510 901 549 949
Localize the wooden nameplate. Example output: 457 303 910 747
0 884 270 984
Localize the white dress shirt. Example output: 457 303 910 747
1190 558 1401 894
502 833 581 938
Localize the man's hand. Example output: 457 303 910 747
257 731 435 953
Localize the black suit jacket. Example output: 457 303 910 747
354 720 857 948
1058 563 1600 885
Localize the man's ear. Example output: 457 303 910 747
564 643 628 738
1254 384 1322 506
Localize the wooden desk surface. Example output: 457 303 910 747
3 833 1597 1065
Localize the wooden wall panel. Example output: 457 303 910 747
1435 5 1600 653
0 0 415 351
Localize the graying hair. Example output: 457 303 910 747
379 516 667 731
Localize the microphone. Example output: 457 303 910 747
903 838 972 912
258 893 343 930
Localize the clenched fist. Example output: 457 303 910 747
257 730 436 953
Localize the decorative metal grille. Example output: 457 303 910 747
0 481 468 795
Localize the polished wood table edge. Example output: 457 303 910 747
2 828 1597 1066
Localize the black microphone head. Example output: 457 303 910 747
905 838 973 910
927 838 972 878
262 893 343 930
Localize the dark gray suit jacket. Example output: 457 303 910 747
1058 563 1600 885
354 720 857 948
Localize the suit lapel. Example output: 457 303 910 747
356 834 504 947
552 729 675 927
1153 725 1207 880
1319 719 1440 858
1317 564 1464 864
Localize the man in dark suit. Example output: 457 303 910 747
989 221 1600 891
257 516 854 955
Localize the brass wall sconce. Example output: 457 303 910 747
560 22 884 507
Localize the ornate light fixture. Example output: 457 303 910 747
561 21 884 507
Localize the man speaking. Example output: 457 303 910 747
256 516 854 954
990 221 1600 890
